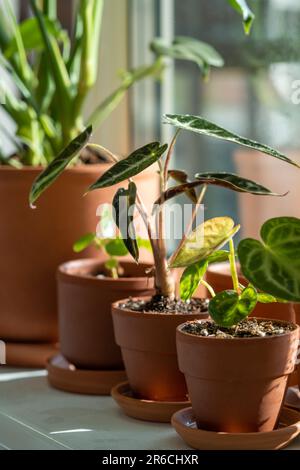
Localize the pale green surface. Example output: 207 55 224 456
0 368 299 450
0 367 189 450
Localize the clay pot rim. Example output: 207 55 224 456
177 318 299 343
112 296 209 319
0 164 156 177
58 259 154 286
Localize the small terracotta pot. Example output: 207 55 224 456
0 166 158 345
177 318 299 433
58 261 155 370
206 262 295 322
112 297 209 401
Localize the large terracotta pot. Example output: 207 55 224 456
177 319 299 433
0 166 158 345
112 297 209 402
292 304 300 390
58 260 155 370
206 262 295 322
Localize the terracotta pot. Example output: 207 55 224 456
58 260 155 369
177 318 299 433
291 304 300 390
0 166 158 344
112 297 209 401
206 262 295 322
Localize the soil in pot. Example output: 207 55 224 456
112 296 209 402
177 318 299 433
58 261 155 370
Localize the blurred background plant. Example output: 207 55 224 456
0 0 231 167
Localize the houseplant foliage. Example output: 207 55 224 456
0 0 227 166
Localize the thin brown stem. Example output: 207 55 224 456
163 129 181 186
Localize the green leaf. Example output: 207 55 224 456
170 217 240 268
29 126 92 206
4 17 68 58
228 0 255 35
195 172 285 196
88 142 168 191
105 258 119 271
168 170 198 203
180 260 208 301
137 238 152 252
105 238 128 257
257 292 277 304
238 217 300 302
151 36 223 77
180 250 230 301
209 286 258 328
73 233 96 253
163 114 300 168
112 182 139 262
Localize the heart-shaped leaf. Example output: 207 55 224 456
105 238 128 257
228 0 255 35
195 172 285 196
163 114 300 168
170 217 240 268
209 286 258 327
180 250 230 301
88 142 167 191
112 182 139 262
29 126 92 206
151 36 223 77
238 217 300 302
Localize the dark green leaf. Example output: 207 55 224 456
168 169 197 203
112 182 139 262
88 142 168 191
209 286 258 327
170 217 240 268
73 233 96 253
29 126 92 206
228 0 255 35
105 238 128 257
238 217 300 302
163 114 300 168
195 172 285 196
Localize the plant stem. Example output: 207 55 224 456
163 129 181 185
229 238 240 294
201 280 216 298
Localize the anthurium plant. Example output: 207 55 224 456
29 112 300 313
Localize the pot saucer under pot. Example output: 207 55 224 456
47 354 126 395
111 381 190 423
171 407 300 450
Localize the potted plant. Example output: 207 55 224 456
176 216 300 433
0 0 222 364
33 109 299 402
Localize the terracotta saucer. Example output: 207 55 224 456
285 387 300 411
111 381 190 423
172 406 300 450
47 354 126 395
6 342 58 367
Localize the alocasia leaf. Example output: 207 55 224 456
228 0 255 35
29 126 92 206
168 169 198 203
163 114 300 168
112 182 139 262
88 142 168 191
238 217 300 302
209 285 258 327
170 217 240 268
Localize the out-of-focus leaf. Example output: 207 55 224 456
73 233 96 253
88 142 167 191
209 285 258 327
163 114 300 168
105 238 128 257
228 0 255 34
170 217 240 268
112 182 139 262
29 126 92 206
238 217 300 302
